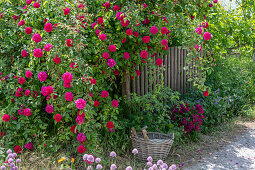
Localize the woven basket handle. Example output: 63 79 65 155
142 129 149 141
131 127 137 137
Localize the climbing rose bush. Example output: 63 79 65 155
0 0 181 155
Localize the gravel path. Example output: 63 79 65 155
183 128 255 170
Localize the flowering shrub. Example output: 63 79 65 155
170 104 205 137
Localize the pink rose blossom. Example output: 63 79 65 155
24 108 31 116
32 34 41 43
25 71 32 78
21 50 28 57
33 49 43 58
140 50 148 59
25 89 30 96
25 27 32 34
77 133 86 143
44 23 53 32
203 32 212 41
75 99 86 110
18 77 25 84
18 20 25 26
65 92 73 101
109 45 116 52
45 105 54 113
107 58 116 67
112 100 119 107
62 72 73 83
44 44 53 51
101 91 109 98
99 34 106 41
150 26 158 34
123 52 130 59
38 71 48 82
103 52 109 59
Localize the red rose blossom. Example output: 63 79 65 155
97 17 104 24
25 27 32 34
94 101 100 107
142 36 150 43
101 91 109 98
53 55 61 64
44 23 53 32
63 7 70 15
126 29 132 36
203 91 209 97
2 114 10 122
54 114 62 122
106 121 114 128
18 77 25 84
71 125 78 133
140 50 148 59
66 39 73 47
155 58 163 66
77 145 86 153
14 145 22 153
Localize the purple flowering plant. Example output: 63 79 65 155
170 103 205 138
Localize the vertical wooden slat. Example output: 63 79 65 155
141 66 144 96
183 49 187 93
174 47 178 91
168 48 171 87
177 47 180 92
180 48 184 94
145 65 148 94
164 54 167 86
136 65 140 96
156 53 160 85
153 54 156 91
170 47 174 90
132 77 135 94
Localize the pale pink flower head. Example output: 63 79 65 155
110 151 116 157
203 32 212 41
65 92 73 101
196 27 203 35
107 58 116 67
132 148 138 155
147 162 153 167
77 133 86 142
44 44 53 51
157 160 163 166
95 158 101 163
32 33 42 43
147 156 153 162
25 71 32 78
87 155 95 163
38 71 48 82
169 164 177 170
45 104 54 113
75 98 86 110
96 164 102 170
110 164 117 170
126 166 133 170
150 26 158 34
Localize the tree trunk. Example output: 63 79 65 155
122 68 130 99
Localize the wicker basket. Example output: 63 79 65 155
131 128 174 162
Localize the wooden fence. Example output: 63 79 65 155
130 46 199 95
